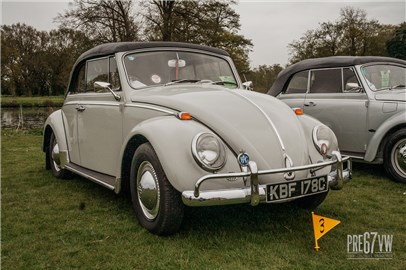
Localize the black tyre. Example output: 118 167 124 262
295 191 329 210
130 143 184 235
384 129 406 183
49 132 72 179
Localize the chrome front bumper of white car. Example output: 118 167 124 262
182 151 351 207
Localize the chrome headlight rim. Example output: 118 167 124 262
312 125 338 158
191 132 227 172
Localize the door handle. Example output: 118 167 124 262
75 105 86 112
304 101 316 107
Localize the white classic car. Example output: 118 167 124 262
43 42 351 235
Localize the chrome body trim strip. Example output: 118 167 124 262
182 153 351 206
232 91 286 151
65 164 115 190
125 103 176 115
64 101 121 107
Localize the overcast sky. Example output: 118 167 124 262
1 0 405 67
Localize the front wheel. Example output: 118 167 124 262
384 129 406 183
130 143 184 235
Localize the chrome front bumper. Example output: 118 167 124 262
182 151 352 207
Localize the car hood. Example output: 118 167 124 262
375 89 406 102
130 85 310 172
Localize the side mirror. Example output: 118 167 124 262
345 82 362 92
242 81 253 91
94 81 121 101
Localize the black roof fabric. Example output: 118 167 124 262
74 41 229 66
268 56 406 96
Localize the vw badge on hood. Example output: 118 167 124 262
238 153 250 166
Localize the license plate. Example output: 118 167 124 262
266 176 328 202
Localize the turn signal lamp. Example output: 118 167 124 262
177 112 192 120
294 108 304 115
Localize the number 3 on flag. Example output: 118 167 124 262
312 212 340 251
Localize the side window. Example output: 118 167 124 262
285 71 308 94
310 68 342 93
72 64 86 93
109 57 121 90
86 58 109 92
343 68 361 92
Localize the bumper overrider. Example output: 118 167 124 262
182 151 351 207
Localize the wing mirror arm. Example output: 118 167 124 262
94 81 121 101
242 81 253 91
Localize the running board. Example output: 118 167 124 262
65 163 116 190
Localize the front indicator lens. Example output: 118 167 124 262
192 133 226 171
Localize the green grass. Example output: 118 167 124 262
1 96 64 108
2 131 406 269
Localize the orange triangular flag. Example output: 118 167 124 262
312 212 341 251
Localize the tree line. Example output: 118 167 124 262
1 2 405 96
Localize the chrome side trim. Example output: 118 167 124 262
64 101 120 107
231 91 286 151
125 103 176 115
65 164 115 190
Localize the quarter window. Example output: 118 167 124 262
285 71 308 94
73 64 86 93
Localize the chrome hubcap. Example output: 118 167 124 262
137 161 160 220
392 138 406 177
51 138 61 172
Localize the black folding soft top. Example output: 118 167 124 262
268 56 406 96
74 41 230 66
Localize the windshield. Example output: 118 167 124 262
123 51 238 89
361 64 406 91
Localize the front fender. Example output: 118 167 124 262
365 111 406 162
117 117 242 192
42 110 67 153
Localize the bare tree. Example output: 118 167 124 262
56 0 139 44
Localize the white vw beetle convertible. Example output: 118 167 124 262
43 42 351 235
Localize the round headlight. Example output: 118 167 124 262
192 132 226 171
312 125 339 158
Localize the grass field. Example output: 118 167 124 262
1 96 64 108
1 131 405 269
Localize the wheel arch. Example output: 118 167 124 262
119 134 149 194
42 110 68 169
365 112 406 162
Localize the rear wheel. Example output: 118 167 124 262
130 143 184 235
295 191 329 210
384 129 406 183
49 132 72 179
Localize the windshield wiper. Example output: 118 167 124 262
390 84 405 90
378 84 406 91
165 79 201 86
